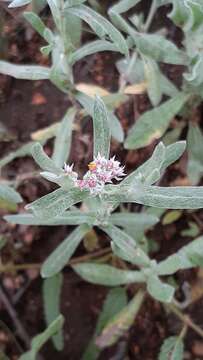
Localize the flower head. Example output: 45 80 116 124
64 154 125 195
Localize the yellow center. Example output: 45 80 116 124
88 162 97 171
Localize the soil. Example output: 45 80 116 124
0 1 203 360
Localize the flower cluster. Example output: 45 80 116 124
64 154 125 195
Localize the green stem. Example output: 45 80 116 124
169 303 203 339
143 0 157 32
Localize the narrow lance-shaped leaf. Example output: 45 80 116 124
125 93 189 150
5 211 96 226
187 124 203 185
8 0 31 8
52 107 77 167
0 142 35 168
101 225 150 267
0 61 50 80
65 4 129 56
96 289 145 348
23 12 53 43
159 336 184 360
69 40 119 65
31 143 61 174
93 96 111 159
104 184 203 209
26 187 89 218
19 315 64 360
147 275 175 303
73 262 145 286
41 224 91 278
83 287 127 360
109 212 159 229
143 55 162 106
43 273 64 350
0 185 22 204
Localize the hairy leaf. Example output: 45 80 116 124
93 96 111 158
147 275 175 303
0 61 50 80
0 185 22 204
159 336 184 360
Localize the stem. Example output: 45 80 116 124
143 0 157 32
0 247 111 273
169 303 203 339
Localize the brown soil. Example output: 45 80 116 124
1 2 203 360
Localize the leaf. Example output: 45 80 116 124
0 142 36 168
187 124 203 185
76 92 124 143
8 0 31 7
117 55 145 84
109 0 141 33
31 143 61 174
4 211 96 226
162 210 182 225
76 84 110 98
132 32 188 65
93 96 111 158
23 12 53 43
43 273 64 350
83 287 127 360
19 315 64 360
143 56 162 106
41 224 91 277
96 289 145 348
169 0 203 31
105 184 203 209
124 82 147 95
159 336 184 360
181 221 199 237
69 40 119 65
0 61 50 80
26 187 89 218
101 225 150 267
124 94 189 149
147 275 175 303
0 185 22 204
65 4 128 56
31 123 60 142
73 263 145 286
52 107 76 167
109 212 159 230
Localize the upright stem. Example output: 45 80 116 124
143 0 157 32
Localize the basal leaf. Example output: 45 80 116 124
124 94 189 150
147 275 175 303
43 273 64 350
73 263 145 286
0 61 50 80
41 224 91 278
65 4 128 56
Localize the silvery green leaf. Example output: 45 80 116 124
5 210 96 226
65 0 86 6
8 0 31 7
0 61 50 80
147 275 175 303
73 263 145 286
109 0 141 14
65 4 128 56
169 0 203 31
96 289 144 349
76 92 124 143
132 32 187 65
187 124 203 185
23 12 54 43
184 54 203 87
116 55 145 84
109 212 159 229
93 96 111 158
109 0 141 33
101 225 150 267
26 187 89 218
159 336 184 360
104 184 203 209
124 93 188 149
41 224 91 278
0 142 35 168
43 273 64 350
31 143 61 174
143 56 162 106
19 315 64 360
46 0 60 30
52 107 76 167
83 287 127 360
0 185 22 204
181 221 199 237
160 141 186 171
159 72 179 97
69 40 119 65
